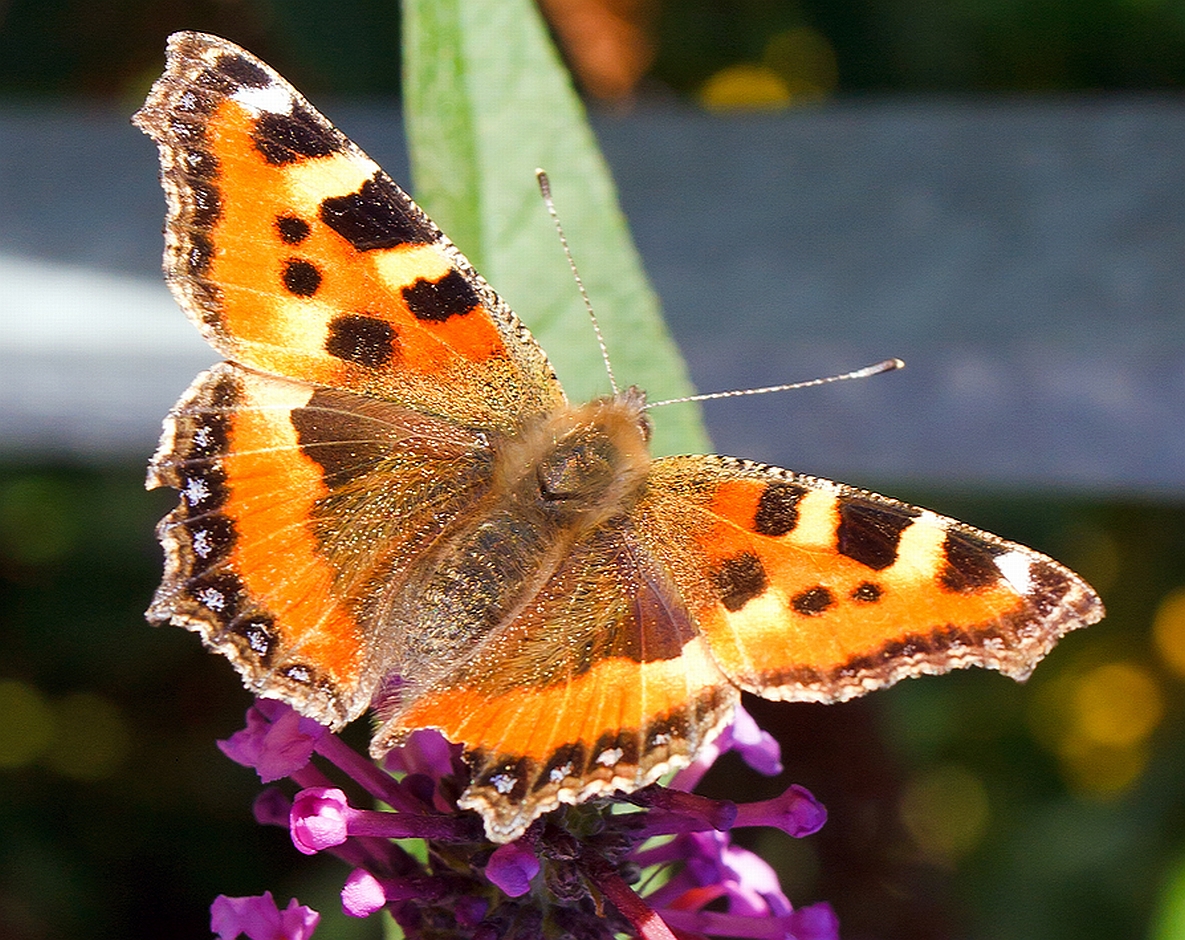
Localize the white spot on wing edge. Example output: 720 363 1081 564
191 529 212 558
789 488 841 549
372 243 454 292
596 747 624 767
196 587 226 611
548 762 573 784
231 81 292 115
889 509 947 582
995 550 1034 595
490 773 516 795
183 477 211 506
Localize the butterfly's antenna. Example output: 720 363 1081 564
646 357 905 410
536 169 619 395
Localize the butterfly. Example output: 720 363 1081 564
135 31 1104 843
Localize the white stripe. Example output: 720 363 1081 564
231 82 292 115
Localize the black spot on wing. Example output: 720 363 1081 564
182 147 219 180
275 214 311 244
281 663 317 685
183 414 230 462
711 551 768 612
851 581 883 603
753 481 807 536
177 455 228 513
837 498 920 571
174 78 223 116
184 512 236 567
206 370 239 409
323 314 396 369
213 53 270 89
941 531 1004 592
589 730 640 771
476 756 531 803
282 258 322 296
1026 559 1074 609
403 270 480 322
320 174 430 251
252 104 338 165
791 586 835 616
645 712 689 751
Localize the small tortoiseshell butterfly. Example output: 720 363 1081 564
136 32 1104 843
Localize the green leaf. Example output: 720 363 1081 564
1153 854 1185 940
402 0 710 456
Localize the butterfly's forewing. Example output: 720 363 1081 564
134 31 563 432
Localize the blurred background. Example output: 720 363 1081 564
2 2 1185 938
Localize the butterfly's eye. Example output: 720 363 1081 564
536 431 617 505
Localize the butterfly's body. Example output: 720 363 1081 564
137 32 1103 843
369 389 654 712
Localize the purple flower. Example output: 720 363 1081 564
382 727 460 780
644 832 839 939
210 700 836 940
210 891 319 940
217 699 326 783
341 869 388 918
340 867 446 918
485 841 540 897
289 787 350 854
735 783 828 837
289 786 478 853
728 705 785 776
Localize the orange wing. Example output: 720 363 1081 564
634 455 1104 702
373 522 737 843
134 32 563 431
147 362 494 728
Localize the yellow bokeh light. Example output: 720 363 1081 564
0 679 55 768
1072 661 1163 749
1029 659 1163 797
699 64 792 111
699 25 839 112
898 764 990 863
1153 586 1185 677
1057 740 1150 798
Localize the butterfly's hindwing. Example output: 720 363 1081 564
635 455 1102 702
148 362 496 727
